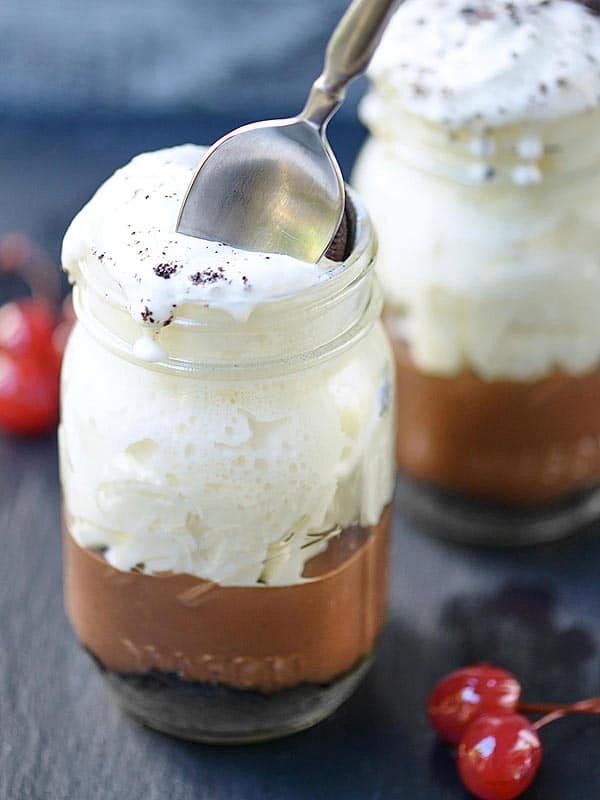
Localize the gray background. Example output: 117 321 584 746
2 0 366 119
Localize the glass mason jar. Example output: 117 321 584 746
354 104 600 545
60 188 396 743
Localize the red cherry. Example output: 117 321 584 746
0 353 59 435
428 664 521 745
0 299 56 359
458 714 542 800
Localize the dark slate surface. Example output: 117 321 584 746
2 115 600 800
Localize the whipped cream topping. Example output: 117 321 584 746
365 0 600 129
62 145 342 345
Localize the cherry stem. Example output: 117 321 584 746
519 700 598 713
520 697 600 731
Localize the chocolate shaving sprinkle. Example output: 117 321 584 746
141 306 155 323
153 263 180 279
189 266 231 286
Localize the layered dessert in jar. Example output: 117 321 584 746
354 0 600 542
60 145 396 742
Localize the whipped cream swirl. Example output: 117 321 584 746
366 0 600 129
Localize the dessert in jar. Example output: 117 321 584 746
60 145 396 743
353 0 600 543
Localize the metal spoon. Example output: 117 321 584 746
177 0 399 262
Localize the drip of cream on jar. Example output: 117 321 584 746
132 333 168 363
62 145 343 362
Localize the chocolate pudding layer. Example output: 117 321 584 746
392 336 600 505
64 507 390 695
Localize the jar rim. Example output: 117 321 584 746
360 96 600 188
73 187 382 379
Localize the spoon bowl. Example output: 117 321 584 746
177 117 344 263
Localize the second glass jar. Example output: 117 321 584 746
354 107 600 545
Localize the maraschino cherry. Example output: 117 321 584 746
0 352 60 435
457 713 542 800
0 298 57 358
428 664 521 745
0 235 74 436
429 662 600 799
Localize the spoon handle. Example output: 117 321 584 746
302 0 399 127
